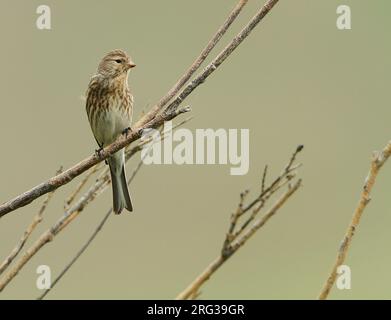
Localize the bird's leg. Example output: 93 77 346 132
122 126 133 137
95 142 108 164
95 146 104 158
95 147 108 165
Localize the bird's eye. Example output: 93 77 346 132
115 59 122 63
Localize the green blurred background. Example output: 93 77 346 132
0 0 390 299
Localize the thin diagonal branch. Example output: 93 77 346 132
134 0 249 128
0 171 111 292
164 0 280 115
64 163 103 210
37 207 113 300
0 185 57 275
318 141 391 300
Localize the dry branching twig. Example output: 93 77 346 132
176 145 303 300
318 141 391 300
0 0 279 220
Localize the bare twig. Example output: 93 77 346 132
261 165 268 192
37 207 113 300
0 0 279 219
0 170 111 292
0 167 62 275
0 188 56 275
64 164 103 210
318 141 391 300
0 231 54 292
176 146 303 300
176 178 302 300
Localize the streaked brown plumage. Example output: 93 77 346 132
86 49 136 214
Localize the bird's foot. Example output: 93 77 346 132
122 126 133 137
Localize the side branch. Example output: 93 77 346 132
318 141 391 299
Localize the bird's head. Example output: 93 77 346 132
97 49 136 79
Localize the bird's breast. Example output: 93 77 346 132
86 85 133 147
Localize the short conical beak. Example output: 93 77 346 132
127 63 136 69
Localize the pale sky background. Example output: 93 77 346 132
0 0 390 299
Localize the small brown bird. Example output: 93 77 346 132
85 49 136 214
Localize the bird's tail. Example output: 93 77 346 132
108 151 133 214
